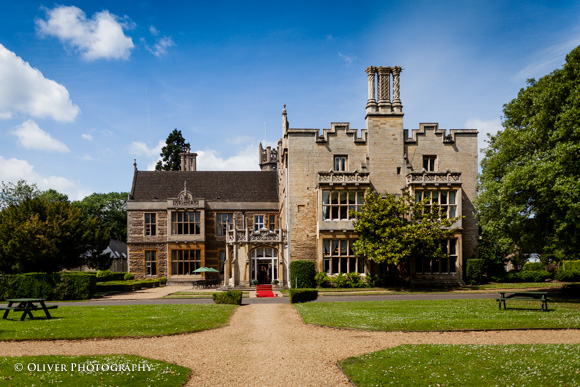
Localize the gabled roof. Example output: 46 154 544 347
129 171 278 202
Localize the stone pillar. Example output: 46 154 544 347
377 66 392 113
392 66 403 113
365 66 377 113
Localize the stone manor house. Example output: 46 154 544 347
127 66 478 286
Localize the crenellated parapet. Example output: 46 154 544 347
405 123 478 144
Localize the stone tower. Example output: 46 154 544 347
365 66 406 194
259 143 278 171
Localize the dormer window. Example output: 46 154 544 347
423 155 436 171
334 156 347 171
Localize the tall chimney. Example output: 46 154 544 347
180 149 198 171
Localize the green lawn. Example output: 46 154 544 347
339 344 580 386
163 291 250 299
294 299 580 331
0 355 190 386
0 304 236 340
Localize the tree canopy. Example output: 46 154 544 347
0 198 110 273
155 129 190 171
477 45 580 259
352 190 458 268
73 192 128 242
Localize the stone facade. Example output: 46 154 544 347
127 66 478 286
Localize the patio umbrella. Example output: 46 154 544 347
193 267 219 273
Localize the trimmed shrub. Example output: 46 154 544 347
517 270 552 282
212 290 243 305
124 273 135 281
289 260 316 288
523 262 544 271
96 280 155 292
332 273 349 288
289 289 318 303
0 272 96 300
56 272 97 300
346 272 366 288
96 270 127 282
554 270 580 282
466 259 486 285
159 277 168 285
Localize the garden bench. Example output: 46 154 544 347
1 298 58 321
496 292 549 311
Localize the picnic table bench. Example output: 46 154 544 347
0 298 58 321
496 292 549 311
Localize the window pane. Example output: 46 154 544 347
324 258 330 273
340 206 347 219
450 257 457 273
340 240 348 255
415 191 422 202
449 206 456 218
332 206 339 219
340 258 348 273
449 239 457 255
449 191 456 204
357 191 364 204
323 240 330 256
441 257 448 274
323 191 330 204
441 191 447 205
340 192 347 204
432 258 440 274
332 240 339 256
331 258 339 274
349 191 356 204
349 258 357 273
331 192 338 204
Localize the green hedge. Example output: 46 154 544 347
523 262 544 271
506 270 552 283
289 289 318 303
96 270 129 282
466 259 486 285
289 260 316 288
563 261 580 271
96 280 160 292
212 290 243 305
0 272 96 300
554 270 580 282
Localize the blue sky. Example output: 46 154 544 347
0 1 579 199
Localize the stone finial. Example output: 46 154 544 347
282 104 289 134
365 67 378 112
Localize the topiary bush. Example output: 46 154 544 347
289 289 318 303
212 290 243 305
124 273 135 281
96 270 113 282
466 259 486 285
289 260 315 288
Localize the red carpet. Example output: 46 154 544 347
256 284 275 298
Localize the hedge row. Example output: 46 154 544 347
0 272 97 300
563 261 580 271
212 290 243 305
289 289 318 303
96 279 160 292
96 270 132 282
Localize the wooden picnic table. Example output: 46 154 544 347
0 298 58 321
496 291 549 311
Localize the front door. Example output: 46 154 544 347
251 248 278 284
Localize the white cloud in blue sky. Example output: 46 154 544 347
0 0 579 199
0 44 79 121
36 5 134 61
11 120 70 153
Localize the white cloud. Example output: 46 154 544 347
11 120 70 153
465 117 503 157
194 144 260 171
0 44 80 121
128 139 164 157
513 35 580 82
82 133 93 141
36 5 134 61
0 155 91 200
144 26 174 57
338 52 356 64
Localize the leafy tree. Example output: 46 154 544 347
477 45 580 259
352 190 458 272
0 198 110 273
38 189 69 203
155 129 190 171
73 192 128 241
0 180 40 209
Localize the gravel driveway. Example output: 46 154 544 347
1 303 580 386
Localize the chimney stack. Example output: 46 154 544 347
180 148 198 171
365 66 403 115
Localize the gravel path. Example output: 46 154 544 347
1 304 580 386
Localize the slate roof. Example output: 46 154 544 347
130 171 278 202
